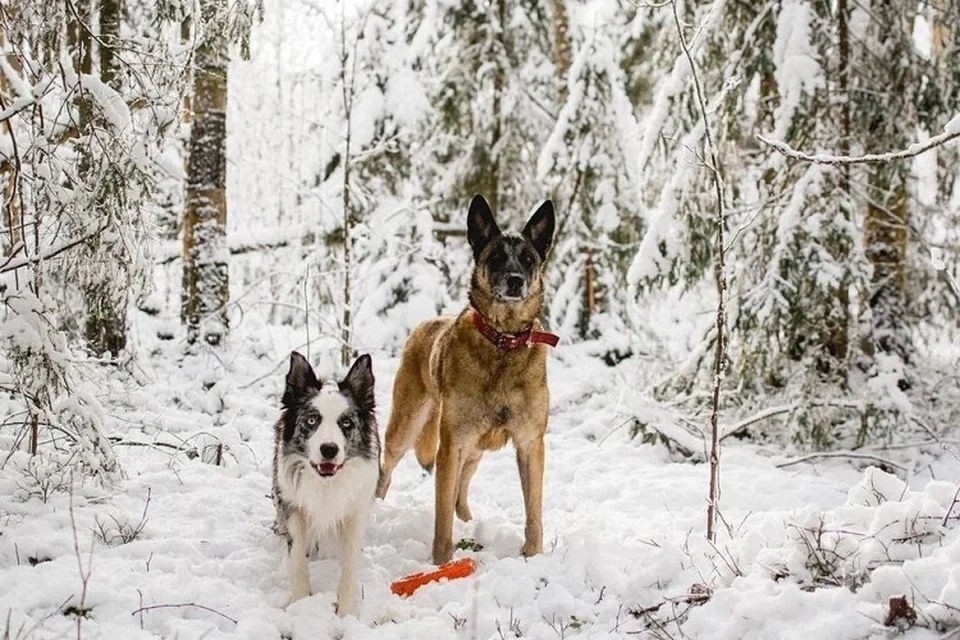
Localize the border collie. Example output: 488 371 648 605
272 351 379 616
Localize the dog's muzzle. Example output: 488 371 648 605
496 273 527 300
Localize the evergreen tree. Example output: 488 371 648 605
627 0 958 446
538 21 642 340
412 0 555 300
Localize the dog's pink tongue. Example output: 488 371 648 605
316 462 339 476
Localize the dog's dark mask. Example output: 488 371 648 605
467 195 555 302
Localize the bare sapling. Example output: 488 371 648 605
670 0 728 543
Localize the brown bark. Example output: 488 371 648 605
182 0 229 346
548 0 571 104
580 247 595 338
486 0 506 213
0 30 23 257
863 180 909 358
181 15 193 123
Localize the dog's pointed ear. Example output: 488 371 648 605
522 200 555 261
467 194 501 261
284 351 319 407
340 354 375 413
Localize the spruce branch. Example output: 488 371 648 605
670 0 728 544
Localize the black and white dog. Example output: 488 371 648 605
272 351 379 616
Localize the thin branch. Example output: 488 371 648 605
776 451 907 471
129 602 237 625
943 484 960 528
757 118 960 165
0 225 109 274
720 400 862 441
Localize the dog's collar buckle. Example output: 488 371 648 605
470 309 559 351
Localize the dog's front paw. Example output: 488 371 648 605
289 581 311 604
521 540 542 557
335 597 358 618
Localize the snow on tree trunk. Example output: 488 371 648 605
182 0 230 348
82 0 129 357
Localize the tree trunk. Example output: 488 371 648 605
99 0 120 86
861 8 911 368
0 29 23 259
83 0 129 357
819 0 851 374
486 0 506 213
579 247 596 338
182 0 229 347
339 24 353 368
548 0 571 104
864 175 909 359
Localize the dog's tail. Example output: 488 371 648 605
414 410 439 473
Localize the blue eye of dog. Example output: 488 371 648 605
339 417 354 431
306 416 318 427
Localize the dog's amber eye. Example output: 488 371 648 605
519 251 534 268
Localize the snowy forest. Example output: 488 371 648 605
2 0 960 637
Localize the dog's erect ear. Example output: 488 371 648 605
284 351 319 406
467 194 501 261
522 200 555 262
340 354 375 413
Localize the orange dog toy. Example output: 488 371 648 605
390 558 477 596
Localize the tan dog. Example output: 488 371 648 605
376 194 557 565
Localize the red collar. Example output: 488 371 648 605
469 309 559 351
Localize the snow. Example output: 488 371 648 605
3 309 958 638
770 0 822 141
3 0 960 638
945 114 960 135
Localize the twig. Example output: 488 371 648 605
776 451 907 471
942 484 960 528
129 602 237 625
68 473 93 640
757 119 960 165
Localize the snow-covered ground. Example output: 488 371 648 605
3 306 958 639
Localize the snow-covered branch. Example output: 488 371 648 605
757 114 960 165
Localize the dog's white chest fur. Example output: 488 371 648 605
276 453 378 535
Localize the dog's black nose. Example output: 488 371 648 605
320 443 339 460
506 275 523 292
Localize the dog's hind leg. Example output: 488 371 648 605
455 449 482 522
287 509 312 603
377 389 435 499
413 402 440 471
335 510 366 617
